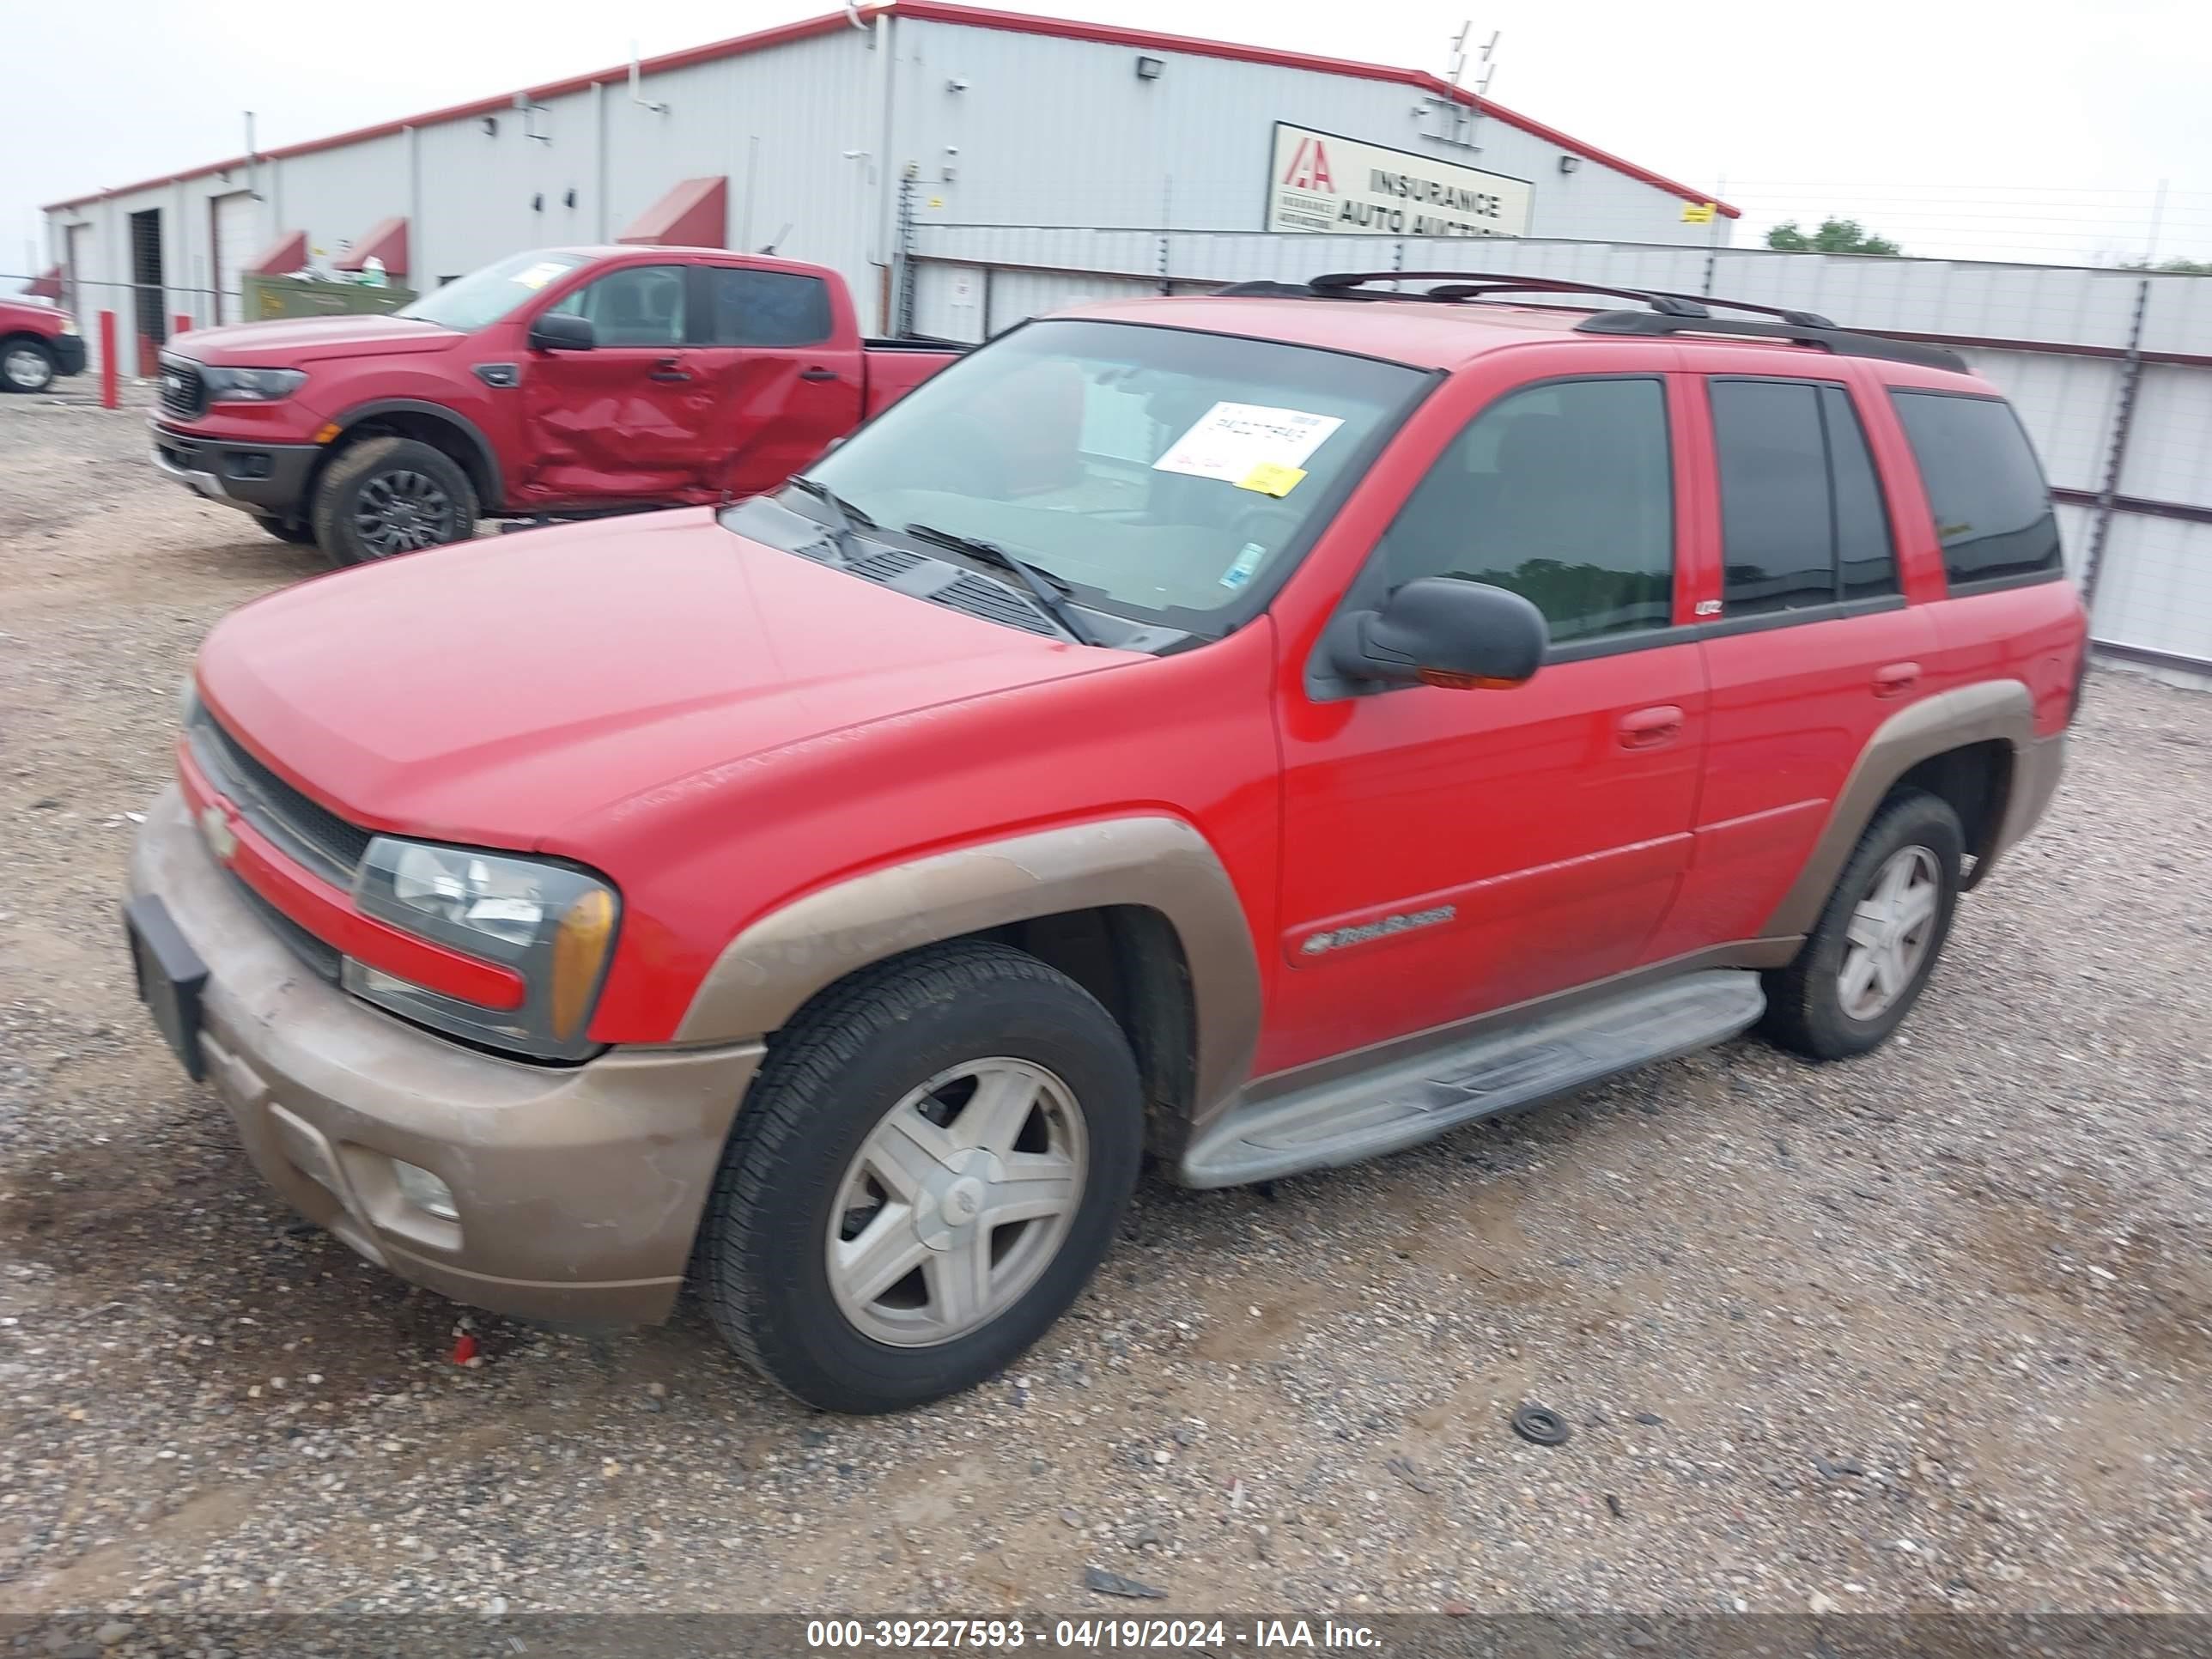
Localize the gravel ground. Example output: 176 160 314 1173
3 390 2209 1627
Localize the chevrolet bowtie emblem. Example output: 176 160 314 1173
198 802 238 863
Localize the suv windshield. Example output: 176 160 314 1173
395 251 592 332
799 319 1427 628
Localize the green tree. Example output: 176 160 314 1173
2120 256 2212 275
1765 217 1903 256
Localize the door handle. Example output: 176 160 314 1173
799 366 840 382
1874 661 1922 698
1618 705 1685 749
648 358 693 383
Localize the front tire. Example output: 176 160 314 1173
1759 788 1963 1061
254 516 319 546
696 941 1144 1414
310 436 477 566
2 337 57 393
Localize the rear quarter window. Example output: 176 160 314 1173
1888 391 2063 587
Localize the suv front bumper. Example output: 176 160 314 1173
128 784 763 1326
52 335 88 377
150 422 320 520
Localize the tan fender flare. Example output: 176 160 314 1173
1761 680 2043 938
674 817 1265 1112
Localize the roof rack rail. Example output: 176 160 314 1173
1209 269 1966 372
1573 310 1968 372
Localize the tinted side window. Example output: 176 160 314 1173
1824 385 1898 600
1711 380 1901 614
1889 391 2063 586
702 267 834 348
1711 380 1834 615
549 264 686 347
1376 378 1674 645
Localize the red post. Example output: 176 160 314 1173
98 312 118 410
173 312 192 342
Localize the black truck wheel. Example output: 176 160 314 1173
311 436 478 565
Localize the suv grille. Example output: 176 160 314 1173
187 706 374 886
158 356 206 420
229 875 344 981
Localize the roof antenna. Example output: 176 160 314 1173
758 223 792 255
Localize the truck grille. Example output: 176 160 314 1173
187 705 374 886
229 873 344 982
158 356 207 419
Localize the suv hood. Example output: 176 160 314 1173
194 510 1133 850
173 313 461 364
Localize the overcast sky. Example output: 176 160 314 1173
8 0 2211 281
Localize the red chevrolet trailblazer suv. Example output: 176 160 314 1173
149 246 958 565
126 270 2085 1413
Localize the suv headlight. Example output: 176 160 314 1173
349 838 620 1061
58 314 80 337
202 366 307 402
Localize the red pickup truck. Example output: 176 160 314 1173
127 271 2084 1413
149 246 960 564
1 295 88 393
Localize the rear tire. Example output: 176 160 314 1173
1759 788 1963 1061
2 337 57 394
696 941 1144 1414
310 436 477 566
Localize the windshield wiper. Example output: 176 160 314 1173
783 475 876 563
904 522 1098 646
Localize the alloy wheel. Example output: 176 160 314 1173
353 468 455 556
826 1059 1089 1347
1838 844 1942 1020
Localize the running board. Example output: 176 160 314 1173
1178 969 1765 1188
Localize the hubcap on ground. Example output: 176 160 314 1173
827 1058 1088 1348
1838 844 1941 1020
354 468 454 556
4 347 50 390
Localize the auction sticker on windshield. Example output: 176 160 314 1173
511 261 572 290
1152 402 1345 487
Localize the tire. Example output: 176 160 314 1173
255 517 319 546
2 337 57 394
309 435 477 566
696 940 1144 1414
1759 788 1964 1061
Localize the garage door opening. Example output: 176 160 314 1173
129 208 166 375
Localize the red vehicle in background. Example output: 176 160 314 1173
1 295 88 394
148 246 961 565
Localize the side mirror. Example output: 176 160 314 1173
1331 577 1547 690
528 312 595 352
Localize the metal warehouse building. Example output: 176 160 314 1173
40 0 1733 363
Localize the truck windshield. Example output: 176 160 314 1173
800 319 1428 628
394 251 592 331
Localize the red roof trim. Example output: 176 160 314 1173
45 1 1736 219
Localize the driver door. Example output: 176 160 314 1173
520 263 714 503
1265 373 1708 1075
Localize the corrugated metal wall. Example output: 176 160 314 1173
910 228 2212 684
46 12 1717 356
890 19 1716 246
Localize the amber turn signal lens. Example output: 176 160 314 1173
549 889 616 1041
1417 668 1531 691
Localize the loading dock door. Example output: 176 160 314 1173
130 208 166 374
